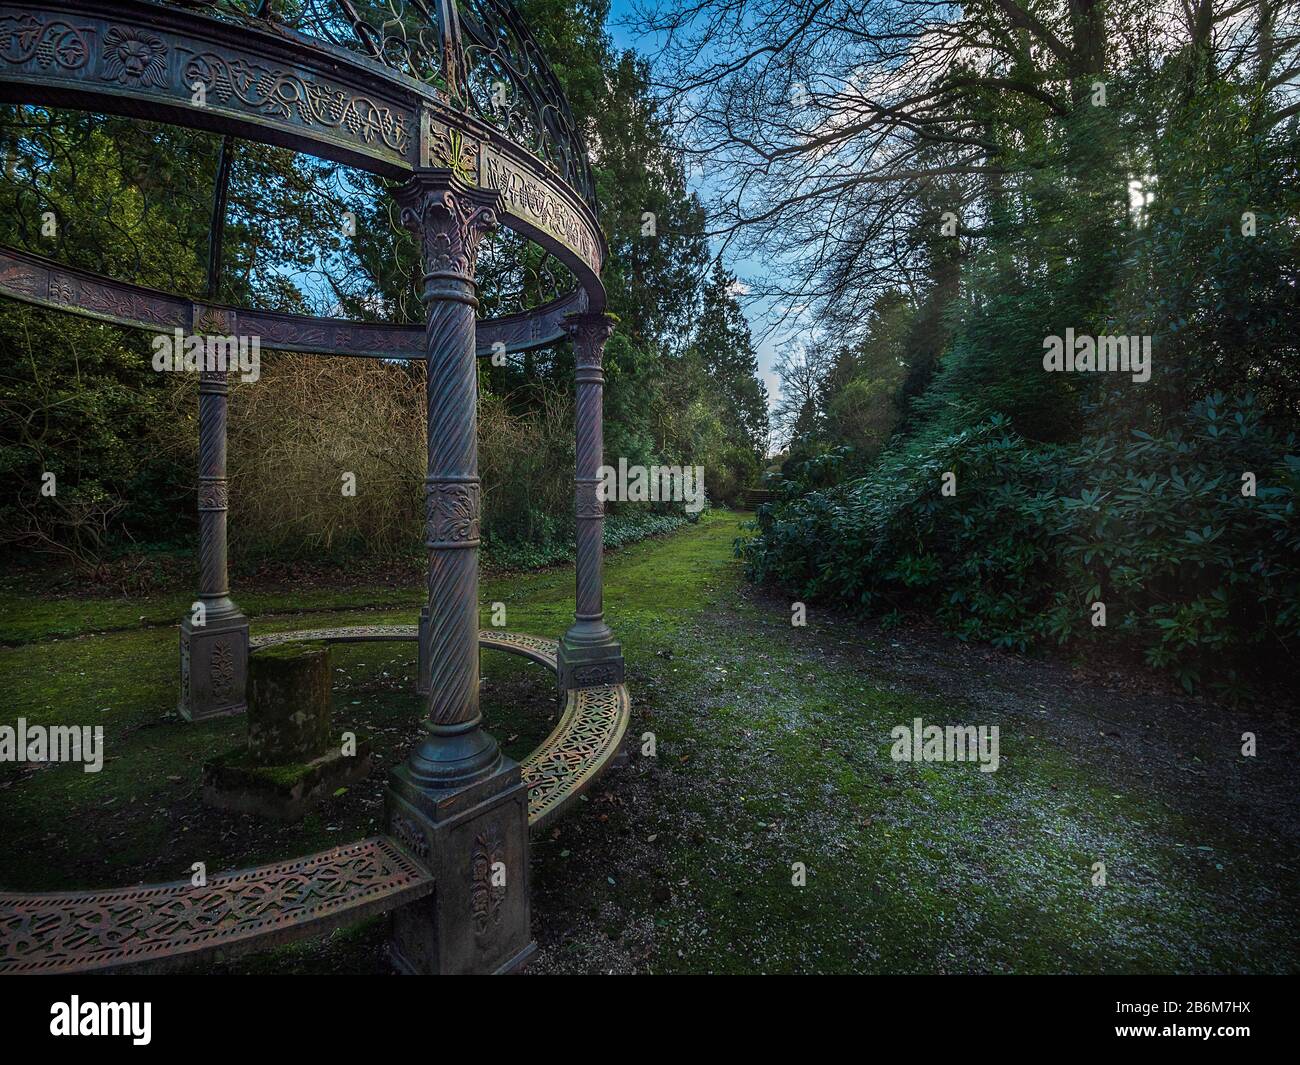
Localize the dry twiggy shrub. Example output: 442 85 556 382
228 354 423 555
218 353 575 558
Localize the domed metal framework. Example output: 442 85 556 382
0 0 627 975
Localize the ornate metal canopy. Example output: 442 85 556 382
0 0 606 355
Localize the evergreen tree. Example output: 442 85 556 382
690 258 769 456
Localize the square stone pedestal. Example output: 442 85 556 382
557 635 625 690
179 614 249 721
386 758 534 975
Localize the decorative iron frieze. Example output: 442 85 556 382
0 6 415 167
480 145 601 274
0 255 42 297
0 248 191 327
42 269 177 327
231 313 412 357
0 244 582 360
182 49 411 154
0 11 91 70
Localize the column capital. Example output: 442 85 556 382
396 169 503 294
561 311 617 365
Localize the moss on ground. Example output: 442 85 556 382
0 511 1296 973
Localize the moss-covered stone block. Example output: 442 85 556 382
202 738 372 823
247 641 332 764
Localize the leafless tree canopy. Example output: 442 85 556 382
630 0 1300 338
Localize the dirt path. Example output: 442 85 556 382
526 514 1300 973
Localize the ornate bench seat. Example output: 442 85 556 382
0 838 431 975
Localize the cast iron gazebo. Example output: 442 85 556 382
0 0 629 974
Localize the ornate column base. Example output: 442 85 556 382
386 756 534 975
179 605 249 721
557 624 625 689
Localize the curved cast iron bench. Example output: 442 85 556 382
0 838 430 976
0 628 629 974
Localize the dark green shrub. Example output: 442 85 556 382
741 395 1298 692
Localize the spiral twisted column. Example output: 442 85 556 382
383 176 535 977
197 370 234 599
557 313 624 689
178 339 248 721
395 170 503 787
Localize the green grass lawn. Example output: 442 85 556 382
1 511 1296 973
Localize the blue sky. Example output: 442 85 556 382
604 1 786 413
604 1 640 51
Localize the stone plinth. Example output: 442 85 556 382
203 641 371 822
